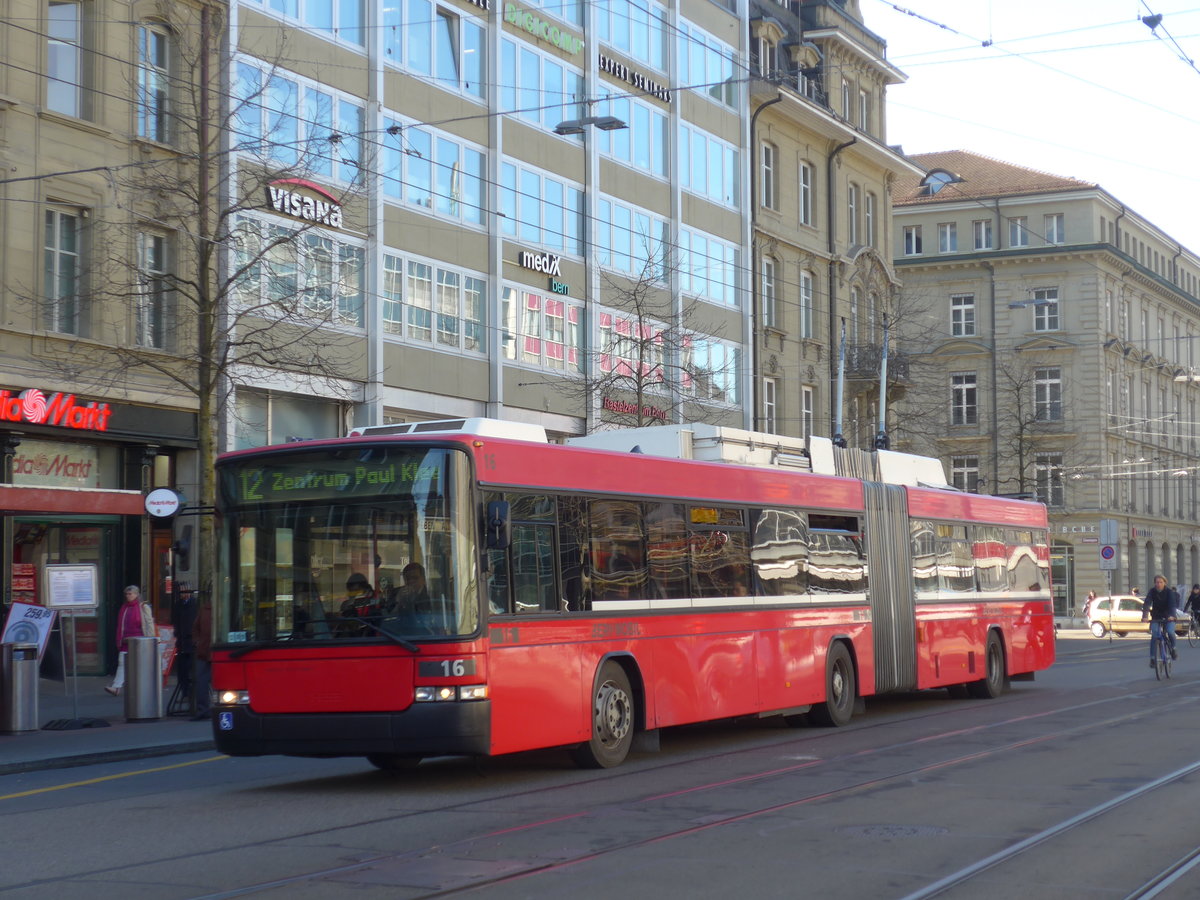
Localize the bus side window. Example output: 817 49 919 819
558 496 588 611
487 548 510 615
512 523 556 613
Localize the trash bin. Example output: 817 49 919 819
1 642 40 734
125 636 162 722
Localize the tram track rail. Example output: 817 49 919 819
180 674 1200 900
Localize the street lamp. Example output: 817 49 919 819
553 115 626 136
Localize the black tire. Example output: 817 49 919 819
1154 655 1164 681
967 633 1006 699
810 642 856 727
1189 626 1199 649
366 754 422 771
572 661 635 769
1090 621 1107 638
1115 631 1127 637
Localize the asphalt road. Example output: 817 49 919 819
2 631 1198 900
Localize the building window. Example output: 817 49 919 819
234 217 364 327
244 0 364 46
1033 287 1059 331
938 222 957 253
677 226 737 307
682 336 740 404
237 63 363 184
594 95 669 177
44 207 82 334
763 377 777 433
841 79 851 118
1009 216 1028 247
136 231 169 349
761 141 777 210
973 219 992 250
137 24 169 142
1044 213 1065 244
799 269 814 338
951 372 977 426
761 257 777 329
1034 367 1063 421
903 225 922 255
677 23 736 108
47 1 83 116
857 89 869 131
600 0 667 70
757 35 777 78
950 456 981 493
847 183 858 244
951 294 975 337
865 193 876 247
496 159 584 253
680 124 740 208
502 287 581 370
1035 453 1065 507
801 385 814 438
381 254 485 351
799 162 814 226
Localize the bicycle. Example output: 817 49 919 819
1190 612 1200 649
1148 618 1175 680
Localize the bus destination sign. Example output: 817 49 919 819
229 457 443 503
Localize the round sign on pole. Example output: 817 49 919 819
145 488 183 518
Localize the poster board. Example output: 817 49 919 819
44 564 99 611
1 601 57 660
158 625 177 687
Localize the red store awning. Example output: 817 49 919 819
0 485 146 516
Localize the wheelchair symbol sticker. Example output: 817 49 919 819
218 712 234 731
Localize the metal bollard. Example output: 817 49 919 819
125 636 162 722
1 643 40 734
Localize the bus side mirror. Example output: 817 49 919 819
486 501 511 550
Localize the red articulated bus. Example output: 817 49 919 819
209 419 1055 770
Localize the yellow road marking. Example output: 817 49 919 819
0 755 227 800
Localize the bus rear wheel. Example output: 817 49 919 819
810 642 855 727
366 754 422 772
572 661 635 769
967 633 1006 699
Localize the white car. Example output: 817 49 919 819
1087 594 1189 638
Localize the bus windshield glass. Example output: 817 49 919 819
216 445 478 644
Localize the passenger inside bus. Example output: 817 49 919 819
337 573 379 637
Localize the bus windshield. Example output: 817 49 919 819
216 445 479 644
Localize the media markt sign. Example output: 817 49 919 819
145 488 184 518
0 388 112 432
265 178 344 229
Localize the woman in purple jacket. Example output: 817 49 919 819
105 585 147 696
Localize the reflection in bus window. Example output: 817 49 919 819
808 531 866 594
937 524 974 594
589 499 647 602
689 506 749 597
511 523 557 613
558 496 588 611
1007 529 1041 592
751 508 809 595
647 502 689 599
911 519 938 597
975 525 1007 593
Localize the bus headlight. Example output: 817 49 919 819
218 690 250 706
414 685 488 702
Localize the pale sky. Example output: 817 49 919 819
865 0 1200 256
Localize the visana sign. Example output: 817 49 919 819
0 388 112 432
265 178 344 228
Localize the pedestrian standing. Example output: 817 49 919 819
192 591 213 720
106 585 150 696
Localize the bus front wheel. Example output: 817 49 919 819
572 661 635 769
810 642 855 727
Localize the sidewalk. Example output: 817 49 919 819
0 675 214 776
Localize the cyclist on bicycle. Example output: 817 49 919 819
1184 584 1200 632
1141 574 1179 666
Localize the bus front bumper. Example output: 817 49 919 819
211 700 492 758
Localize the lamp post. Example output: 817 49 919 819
554 115 627 434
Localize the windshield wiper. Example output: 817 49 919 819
338 615 420 652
